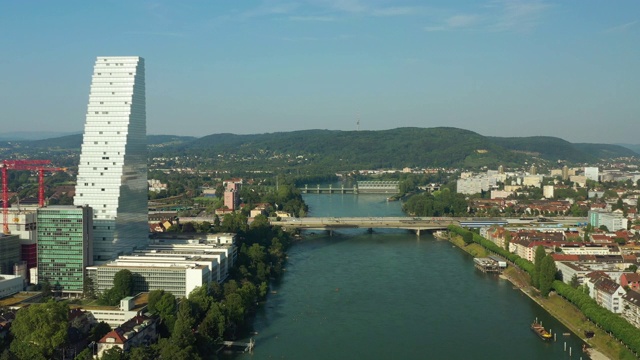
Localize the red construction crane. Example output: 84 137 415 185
2 160 65 234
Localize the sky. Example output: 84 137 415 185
1 1 639 144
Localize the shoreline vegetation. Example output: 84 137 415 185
445 230 635 360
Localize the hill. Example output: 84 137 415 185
617 143 640 155
1 128 635 171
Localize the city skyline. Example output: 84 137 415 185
1 1 639 144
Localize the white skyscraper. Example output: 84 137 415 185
74 56 148 261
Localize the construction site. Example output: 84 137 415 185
0 159 67 281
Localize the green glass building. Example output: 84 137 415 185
37 206 93 293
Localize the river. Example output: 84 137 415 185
233 193 587 360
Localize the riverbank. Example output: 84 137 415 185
447 234 635 360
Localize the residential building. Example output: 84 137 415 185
74 56 148 261
585 167 599 182
620 273 640 291
555 260 633 285
593 277 626 313
223 179 242 211
37 206 93 293
570 175 587 187
621 291 640 329
0 234 20 275
147 179 167 193
456 176 497 195
96 314 158 358
523 175 542 187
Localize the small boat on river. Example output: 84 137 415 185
531 320 552 341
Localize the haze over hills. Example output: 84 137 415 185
1 127 637 170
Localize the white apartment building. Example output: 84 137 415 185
74 56 148 261
622 291 640 329
584 167 599 182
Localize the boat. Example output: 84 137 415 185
531 321 552 341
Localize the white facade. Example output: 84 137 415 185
0 274 24 299
457 176 497 195
543 185 554 199
5 210 37 243
584 167 599 182
523 175 542 188
589 210 628 231
74 56 148 261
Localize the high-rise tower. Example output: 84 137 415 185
74 56 148 261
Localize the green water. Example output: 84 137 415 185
235 194 587 360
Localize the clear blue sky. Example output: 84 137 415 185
1 1 638 143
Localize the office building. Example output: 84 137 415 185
0 274 23 299
74 56 148 261
0 234 20 275
589 210 628 232
37 206 93 293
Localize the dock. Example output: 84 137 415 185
473 257 501 273
219 338 255 353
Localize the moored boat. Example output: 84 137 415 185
531 321 552 341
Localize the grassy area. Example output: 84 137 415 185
449 235 488 257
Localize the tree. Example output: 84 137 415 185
533 246 546 288
503 231 511 251
74 348 93 360
40 279 52 299
90 321 111 342
10 300 68 359
462 231 473 245
112 269 134 300
151 291 177 336
83 277 96 299
188 286 212 321
147 289 165 314
172 300 197 349
127 346 158 360
539 255 557 297
99 346 125 360
157 337 201 360
198 302 225 344
570 274 580 288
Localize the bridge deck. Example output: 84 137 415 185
270 217 457 231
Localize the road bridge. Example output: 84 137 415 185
269 217 457 235
268 216 588 236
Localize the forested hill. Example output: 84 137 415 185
1 127 636 171
158 127 637 169
488 136 637 163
